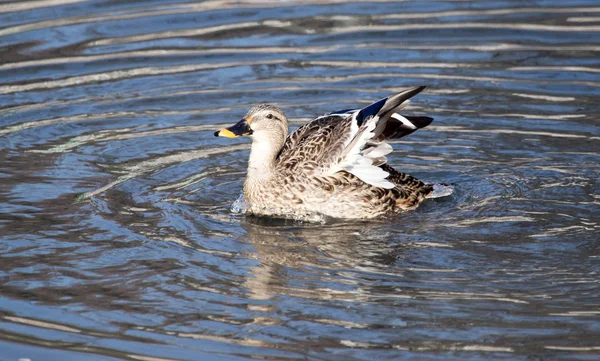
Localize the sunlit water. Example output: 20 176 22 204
1 1 599 360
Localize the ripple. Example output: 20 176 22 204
0 60 287 94
0 0 86 14
78 143 248 201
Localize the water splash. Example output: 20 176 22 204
231 193 248 214
428 183 455 199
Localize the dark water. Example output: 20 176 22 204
1 1 599 360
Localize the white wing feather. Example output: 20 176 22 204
337 113 395 189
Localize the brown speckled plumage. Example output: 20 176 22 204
215 86 436 219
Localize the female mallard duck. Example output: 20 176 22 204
215 86 440 219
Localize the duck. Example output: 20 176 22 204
214 86 439 219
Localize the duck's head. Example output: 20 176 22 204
214 104 288 141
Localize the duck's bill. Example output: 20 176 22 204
214 118 253 138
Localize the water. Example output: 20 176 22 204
0 1 599 360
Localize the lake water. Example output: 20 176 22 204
1 1 599 360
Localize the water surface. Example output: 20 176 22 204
0 1 599 360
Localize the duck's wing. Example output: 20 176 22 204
277 86 432 189
275 113 350 176
276 111 350 160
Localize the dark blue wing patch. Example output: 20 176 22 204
355 97 387 127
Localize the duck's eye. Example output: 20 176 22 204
266 113 274 119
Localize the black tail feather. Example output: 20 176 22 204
404 116 433 129
379 115 433 140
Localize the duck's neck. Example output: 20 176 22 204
246 137 282 184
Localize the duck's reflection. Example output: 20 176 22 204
239 216 417 306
